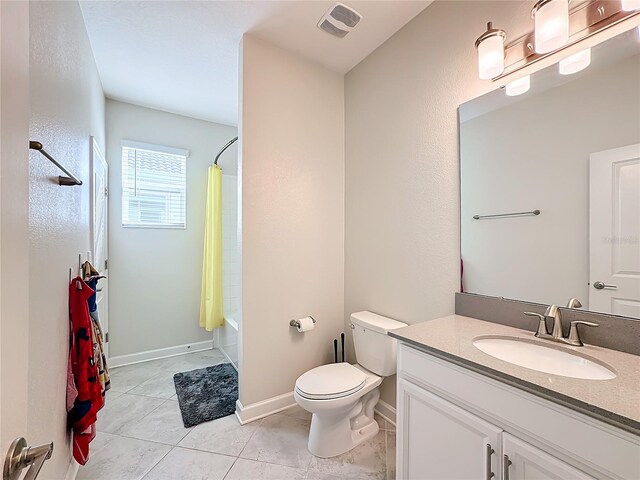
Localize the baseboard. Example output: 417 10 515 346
235 392 296 425
64 459 79 480
109 340 213 368
234 392 396 427
218 345 238 372
374 399 396 426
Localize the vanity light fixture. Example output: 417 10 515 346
476 1 639 81
475 22 506 80
532 0 570 53
505 75 531 96
559 48 591 74
621 0 640 11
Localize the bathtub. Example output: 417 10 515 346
216 314 239 370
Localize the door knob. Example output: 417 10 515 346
3 437 53 480
593 281 617 290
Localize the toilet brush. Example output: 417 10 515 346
333 339 338 363
341 332 345 362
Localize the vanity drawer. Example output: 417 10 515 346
397 343 640 480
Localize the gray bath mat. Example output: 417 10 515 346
173 363 238 428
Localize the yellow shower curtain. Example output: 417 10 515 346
200 165 224 331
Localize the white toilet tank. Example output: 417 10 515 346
351 311 407 376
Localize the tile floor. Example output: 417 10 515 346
79 349 396 480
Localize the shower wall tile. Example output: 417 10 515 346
222 174 241 315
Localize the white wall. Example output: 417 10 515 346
28 1 105 477
239 35 344 407
106 100 237 358
344 1 536 406
461 55 640 308
0 0 30 462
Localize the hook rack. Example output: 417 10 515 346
29 141 83 186
69 254 83 289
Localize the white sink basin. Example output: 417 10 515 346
472 336 616 380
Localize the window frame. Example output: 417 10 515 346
120 140 189 230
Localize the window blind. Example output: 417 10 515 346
121 143 188 228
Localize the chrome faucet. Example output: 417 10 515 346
524 305 563 341
524 303 598 347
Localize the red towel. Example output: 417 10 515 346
68 277 102 464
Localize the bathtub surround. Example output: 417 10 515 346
222 175 241 317
216 175 241 370
106 100 237 361
238 35 345 416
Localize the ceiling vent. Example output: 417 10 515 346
317 3 362 38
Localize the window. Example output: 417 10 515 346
121 141 188 228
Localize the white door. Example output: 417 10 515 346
503 433 595 480
1 0 30 459
589 144 640 317
91 137 109 357
397 378 502 480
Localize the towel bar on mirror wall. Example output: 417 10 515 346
29 141 83 186
473 209 540 220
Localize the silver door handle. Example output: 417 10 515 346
593 281 617 290
486 444 495 479
503 454 512 480
3 437 53 480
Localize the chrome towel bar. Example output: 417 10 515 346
473 209 540 220
29 141 82 186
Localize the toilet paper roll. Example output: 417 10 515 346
296 316 315 333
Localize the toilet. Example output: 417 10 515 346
294 311 407 458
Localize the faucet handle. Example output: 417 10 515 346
524 312 549 337
564 320 599 346
566 298 582 309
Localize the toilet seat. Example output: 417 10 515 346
295 363 367 400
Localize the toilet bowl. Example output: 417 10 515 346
294 311 407 458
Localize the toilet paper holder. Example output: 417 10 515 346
290 316 316 328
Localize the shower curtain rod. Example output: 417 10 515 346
214 136 238 166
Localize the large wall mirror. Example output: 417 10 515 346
459 28 640 319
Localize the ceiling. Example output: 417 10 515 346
79 1 432 126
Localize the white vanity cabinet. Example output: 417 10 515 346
503 434 594 480
396 343 640 480
397 378 502 480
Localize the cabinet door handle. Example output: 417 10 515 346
486 444 495 479
503 454 512 480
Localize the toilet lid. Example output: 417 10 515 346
295 363 367 400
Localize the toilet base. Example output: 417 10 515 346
307 388 380 458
